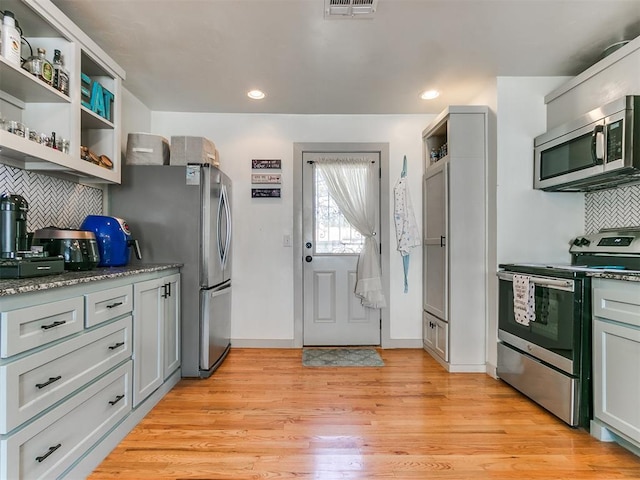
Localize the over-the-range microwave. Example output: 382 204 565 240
534 95 640 192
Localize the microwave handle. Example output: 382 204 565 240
591 125 605 165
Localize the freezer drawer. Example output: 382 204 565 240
200 282 231 377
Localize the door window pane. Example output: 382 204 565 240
314 170 364 254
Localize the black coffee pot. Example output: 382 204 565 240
1 193 29 259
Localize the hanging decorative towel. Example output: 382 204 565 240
513 274 535 326
394 155 422 293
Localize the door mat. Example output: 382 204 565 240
302 348 384 367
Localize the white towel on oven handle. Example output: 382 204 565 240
513 274 535 326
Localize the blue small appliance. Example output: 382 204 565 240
80 215 141 267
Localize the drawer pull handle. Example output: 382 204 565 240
108 341 125 350
35 376 62 389
41 320 66 330
109 394 125 406
106 301 124 309
35 443 61 463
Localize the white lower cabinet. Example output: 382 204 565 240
0 316 132 434
1 362 131 480
423 311 449 362
0 296 84 358
163 274 181 380
0 267 181 479
592 278 640 454
133 273 181 407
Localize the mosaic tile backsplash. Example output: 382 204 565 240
0 164 103 231
585 183 640 234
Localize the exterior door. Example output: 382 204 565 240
423 160 448 321
302 151 381 345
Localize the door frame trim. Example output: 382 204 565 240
293 142 390 348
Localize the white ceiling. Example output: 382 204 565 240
50 0 640 115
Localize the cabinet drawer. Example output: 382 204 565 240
0 316 132 434
1 297 84 358
0 361 132 480
594 280 640 328
85 285 133 327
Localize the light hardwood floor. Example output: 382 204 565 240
89 348 640 479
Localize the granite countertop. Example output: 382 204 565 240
0 263 182 296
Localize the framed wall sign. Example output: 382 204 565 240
252 159 281 169
252 188 281 198
251 173 281 184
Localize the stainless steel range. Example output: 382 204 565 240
497 227 640 429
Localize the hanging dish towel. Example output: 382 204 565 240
513 274 535 326
394 155 421 293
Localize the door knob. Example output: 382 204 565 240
305 255 313 263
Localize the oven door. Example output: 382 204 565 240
497 271 582 375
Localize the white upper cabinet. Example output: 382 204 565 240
0 0 125 183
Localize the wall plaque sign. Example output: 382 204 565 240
251 188 281 198
251 173 281 184
252 159 281 169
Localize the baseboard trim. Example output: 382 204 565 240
485 362 498 379
382 338 423 348
423 347 488 373
66 368 182 478
231 338 423 349
231 338 296 348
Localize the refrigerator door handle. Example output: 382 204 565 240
219 184 231 270
224 184 232 269
217 185 226 269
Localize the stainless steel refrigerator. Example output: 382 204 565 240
109 163 232 378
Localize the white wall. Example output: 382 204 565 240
120 88 151 157
496 77 584 265
481 76 585 373
149 112 433 345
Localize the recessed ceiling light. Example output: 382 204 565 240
247 90 265 100
420 89 440 100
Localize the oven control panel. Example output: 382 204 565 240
597 236 634 247
569 228 640 255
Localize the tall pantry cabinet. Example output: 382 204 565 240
422 106 488 372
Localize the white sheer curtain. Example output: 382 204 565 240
315 158 386 308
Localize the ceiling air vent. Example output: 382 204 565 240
325 0 378 18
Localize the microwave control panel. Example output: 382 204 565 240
606 119 624 163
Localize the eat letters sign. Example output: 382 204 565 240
81 73 114 122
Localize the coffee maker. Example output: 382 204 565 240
0 193 64 278
1 193 28 258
